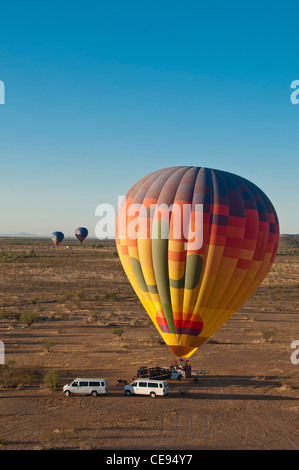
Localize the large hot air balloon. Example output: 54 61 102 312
51 231 64 246
75 227 88 244
115 166 279 359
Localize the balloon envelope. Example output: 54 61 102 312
75 227 88 243
51 231 64 246
115 166 279 358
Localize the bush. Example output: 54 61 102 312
42 338 55 353
111 327 125 339
20 312 40 327
104 292 118 301
0 250 36 263
75 290 85 300
43 370 59 390
0 363 40 388
89 310 99 321
259 326 276 341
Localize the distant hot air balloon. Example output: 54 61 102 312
75 227 88 244
115 166 279 359
51 231 64 246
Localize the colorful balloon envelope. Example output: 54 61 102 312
115 166 279 358
51 231 64 246
75 227 88 244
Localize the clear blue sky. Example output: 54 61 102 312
0 1 298 236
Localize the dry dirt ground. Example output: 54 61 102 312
0 236 298 450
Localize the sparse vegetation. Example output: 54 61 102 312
41 338 55 353
258 326 277 341
0 235 298 450
280 377 293 390
20 312 40 327
88 310 99 321
0 362 41 388
111 327 125 339
75 290 85 300
43 370 59 390
104 291 118 301
0 249 36 263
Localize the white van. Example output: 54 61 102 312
63 378 108 397
124 379 169 398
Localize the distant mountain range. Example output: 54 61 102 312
0 232 40 237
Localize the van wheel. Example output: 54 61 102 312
150 392 156 398
125 390 131 396
91 391 98 397
65 391 71 397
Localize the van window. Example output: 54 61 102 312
72 382 78 387
79 381 88 387
89 381 100 387
150 383 158 388
132 382 137 387
139 382 148 387
159 384 162 388
101 382 105 387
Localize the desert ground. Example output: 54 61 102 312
0 235 298 450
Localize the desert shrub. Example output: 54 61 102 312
20 312 40 327
111 327 125 339
0 309 7 320
75 290 85 300
41 338 55 353
0 249 36 263
259 326 277 341
0 363 40 388
0 359 15 373
55 305 67 318
89 310 99 321
280 377 293 390
57 292 73 305
104 291 118 301
43 370 59 390
94 290 101 301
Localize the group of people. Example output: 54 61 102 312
170 359 192 377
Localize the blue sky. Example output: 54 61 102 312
0 1 298 236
